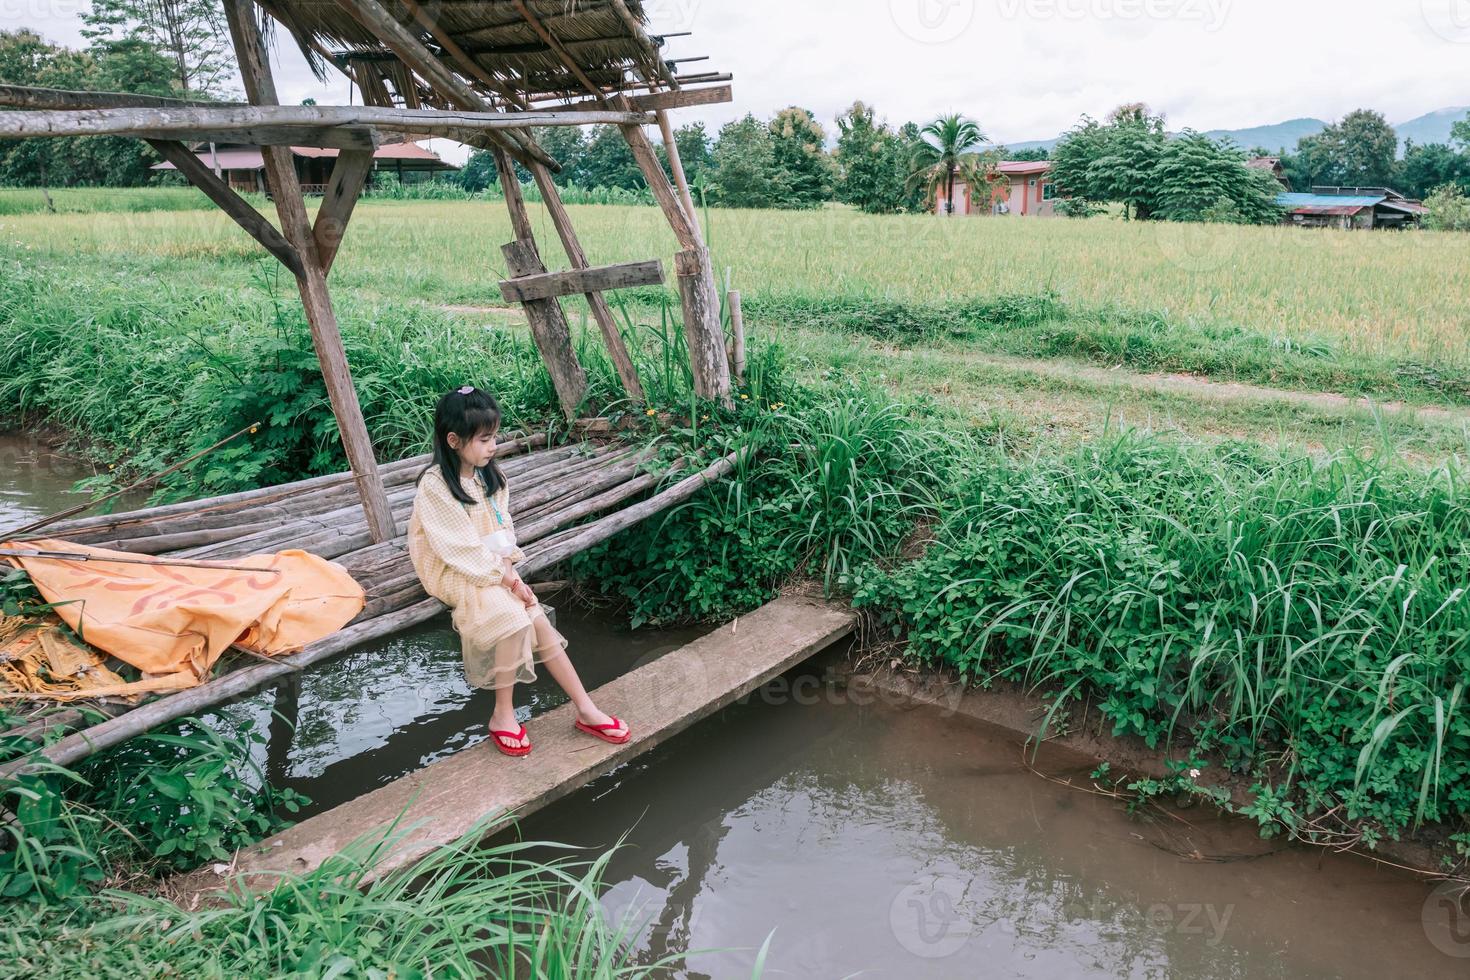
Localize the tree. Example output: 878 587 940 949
1293 109 1398 188
1152 132 1283 224
768 106 831 209
833 101 910 214
710 114 785 209
1424 184 1470 231
654 121 713 190
909 114 987 215
0 30 179 187
580 125 643 190
1397 141 1470 199
1451 112 1470 152
81 0 233 96
1050 107 1167 219
455 149 497 193
531 126 589 186
1006 147 1049 161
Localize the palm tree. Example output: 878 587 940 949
910 115 988 215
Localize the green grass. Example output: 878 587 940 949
0 186 235 215
854 432 1470 844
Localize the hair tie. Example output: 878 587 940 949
457 385 475 395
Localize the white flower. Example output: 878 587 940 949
1188 768 1202 779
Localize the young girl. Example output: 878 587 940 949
407 386 630 757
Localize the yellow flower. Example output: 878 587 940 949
646 409 657 417
740 394 749 400
701 415 709 421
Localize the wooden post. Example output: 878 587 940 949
503 239 588 421
656 109 700 239
727 289 746 385
620 123 731 406
529 163 645 403
491 147 536 245
224 0 396 543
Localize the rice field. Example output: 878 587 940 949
3 193 1469 368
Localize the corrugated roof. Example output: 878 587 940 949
1278 192 1385 209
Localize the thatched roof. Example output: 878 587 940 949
261 0 704 108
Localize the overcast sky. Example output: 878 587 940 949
19 0 1470 163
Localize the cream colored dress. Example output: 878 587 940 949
407 467 567 690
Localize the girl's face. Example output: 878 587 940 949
448 426 498 470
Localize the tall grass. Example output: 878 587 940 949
856 431 1470 839
6 195 1468 369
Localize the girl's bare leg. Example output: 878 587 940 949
533 617 629 737
488 685 528 748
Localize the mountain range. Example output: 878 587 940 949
1002 107 1469 156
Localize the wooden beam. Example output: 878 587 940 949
550 85 732 114
529 164 645 403
313 149 374 276
674 247 733 407
657 108 700 234
145 139 304 277
226 0 397 544
399 0 530 109
499 258 663 304
0 83 232 110
508 0 609 103
608 0 680 89
0 105 652 141
492 146 536 244
503 239 589 422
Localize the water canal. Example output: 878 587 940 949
4 434 1466 978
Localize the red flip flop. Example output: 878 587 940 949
489 724 531 757
574 715 631 744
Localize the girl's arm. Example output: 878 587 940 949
417 473 505 587
497 486 528 564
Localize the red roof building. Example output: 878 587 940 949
934 161 1061 217
152 140 457 195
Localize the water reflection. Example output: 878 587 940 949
502 654 1460 980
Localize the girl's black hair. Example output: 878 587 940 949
417 387 507 505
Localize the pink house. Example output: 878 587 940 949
934 161 1060 217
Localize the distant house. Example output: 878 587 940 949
1246 156 1291 190
1278 186 1426 229
933 161 1061 217
152 140 457 195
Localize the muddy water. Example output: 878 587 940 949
496 652 1466 980
207 603 709 818
0 431 113 530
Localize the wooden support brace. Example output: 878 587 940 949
226 0 396 544
528 164 645 403
498 259 663 304
145 139 303 278
503 239 589 422
313 148 374 275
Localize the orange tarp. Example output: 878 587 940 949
2 539 365 688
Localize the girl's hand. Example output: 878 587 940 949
512 579 537 607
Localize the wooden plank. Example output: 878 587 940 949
313 148 374 275
503 239 588 421
674 246 733 406
498 258 663 303
183 596 858 896
0 105 652 142
145 139 304 278
225 0 397 546
548 84 733 114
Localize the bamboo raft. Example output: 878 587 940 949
2 434 737 772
